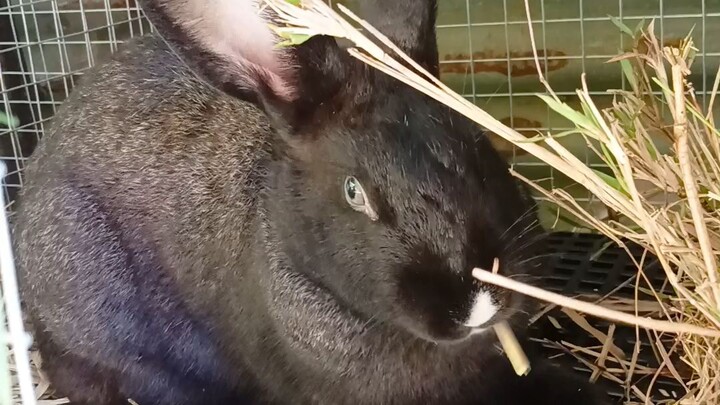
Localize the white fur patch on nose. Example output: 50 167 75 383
463 291 498 328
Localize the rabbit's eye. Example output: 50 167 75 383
344 177 365 205
344 176 378 221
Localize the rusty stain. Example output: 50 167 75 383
633 37 684 55
440 49 568 77
111 0 137 7
489 117 543 158
101 0 137 7
59 0 137 10
77 0 137 7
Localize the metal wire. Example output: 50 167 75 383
0 0 717 403
0 0 149 208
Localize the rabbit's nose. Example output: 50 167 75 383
462 290 498 329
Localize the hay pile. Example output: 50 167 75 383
266 0 720 403
517 21 720 403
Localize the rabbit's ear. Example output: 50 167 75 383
139 0 350 132
360 0 440 77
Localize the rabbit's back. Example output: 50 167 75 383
12 34 273 404
15 32 273 282
22 33 271 209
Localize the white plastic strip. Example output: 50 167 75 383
0 162 36 405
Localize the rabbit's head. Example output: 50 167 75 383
141 0 544 343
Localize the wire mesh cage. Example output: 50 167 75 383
0 0 150 207
0 0 718 404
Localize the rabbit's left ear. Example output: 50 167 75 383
138 0 355 135
359 0 440 77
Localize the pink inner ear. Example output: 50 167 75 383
168 0 296 100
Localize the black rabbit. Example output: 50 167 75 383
12 0 610 404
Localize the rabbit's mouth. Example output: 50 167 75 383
400 316 502 344
412 305 519 344
394 264 526 344
394 283 509 344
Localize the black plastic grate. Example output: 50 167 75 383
528 232 684 403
